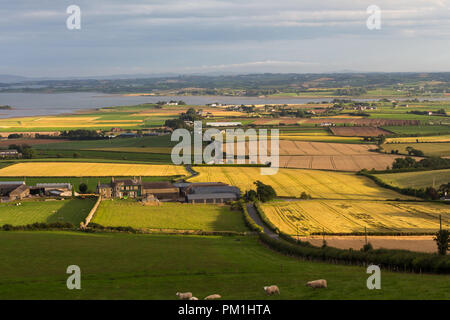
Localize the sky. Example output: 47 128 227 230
0 0 449 77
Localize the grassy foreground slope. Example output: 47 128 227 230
93 200 247 232
0 199 95 226
375 169 450 189
0 232 448 300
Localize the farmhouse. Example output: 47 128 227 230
97 178 179 200
0 181 29 202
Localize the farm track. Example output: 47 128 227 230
246 203 278 238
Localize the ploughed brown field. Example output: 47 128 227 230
278 154 403 171
223 140 377 156
0 138 68 146
300 235 436 253
222 140 411 171
330 126 393 137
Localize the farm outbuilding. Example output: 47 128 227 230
143 182 179 200
35 183 73 197
0 181 29 202
180 182 241 203
186 193 238 204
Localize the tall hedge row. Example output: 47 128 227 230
1 222 74 231
239 200 263 233
254 201 280 234
259 233 450 274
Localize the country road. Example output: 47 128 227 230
246 203 279 239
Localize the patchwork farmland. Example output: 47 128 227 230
0 84 449 301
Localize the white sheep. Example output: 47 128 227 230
306 279 327 289
263 285 280 295
204 294 221 300
176 292 193 300
189 297 199 300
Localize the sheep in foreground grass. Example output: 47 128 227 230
189 297 198 300
176 292 193 300
263 285 280 295
306 279 327 289
204 294 221 300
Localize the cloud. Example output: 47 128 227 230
0 0 448 76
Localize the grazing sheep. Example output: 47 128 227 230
189 297 198 300
306 279 327 289
204 294 221 300
263 285 280 295
176 292 193 300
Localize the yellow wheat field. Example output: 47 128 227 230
0 116 144 129
189 167 413 200
0 162 187 177
260 200 450 235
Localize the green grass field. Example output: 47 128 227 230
0 232 448 299
0 199 95 226
93 200 247 232
375 169 450 189
382 143 450 157
383 125 450 135
369 113 449 122
33 135 175 150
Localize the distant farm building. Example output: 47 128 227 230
0 149 22 159
0 181 29 202
206 122 242 127
34 183 73 197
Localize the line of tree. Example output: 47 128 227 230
60 130 104 140
391 156 450 170
243 181 277 202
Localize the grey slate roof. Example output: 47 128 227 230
186 193 238 200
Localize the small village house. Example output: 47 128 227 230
0 149 22 159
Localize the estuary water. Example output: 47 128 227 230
0 92 448 118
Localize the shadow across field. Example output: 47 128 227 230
45 199 95 226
